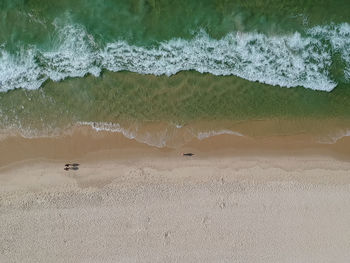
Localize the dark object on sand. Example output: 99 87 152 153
65 163 79 166
183 153 195 156
64 163 80 171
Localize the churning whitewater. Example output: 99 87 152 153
0 22 349 92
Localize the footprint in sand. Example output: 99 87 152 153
143 217 151 231
217 198 226 209
202 216 211 227
164 231 171 245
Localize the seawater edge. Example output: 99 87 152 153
1 118 350 169
1 71 350 135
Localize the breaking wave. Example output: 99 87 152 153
0 22 349 92
77 121 244 148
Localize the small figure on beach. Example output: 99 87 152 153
65 163 79 167
64 163 80 171
183 153 195 156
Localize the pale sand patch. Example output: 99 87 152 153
1 154 350 262
1 128 350 262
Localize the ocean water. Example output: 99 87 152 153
0 0 350 146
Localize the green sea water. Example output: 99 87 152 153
0 0 350 145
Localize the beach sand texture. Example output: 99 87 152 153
1 131 350 262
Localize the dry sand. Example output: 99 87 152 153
1 128 350 262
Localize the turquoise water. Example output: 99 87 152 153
0 0 350 143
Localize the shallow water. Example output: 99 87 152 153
0 1 350 144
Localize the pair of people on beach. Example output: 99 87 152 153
64 163 79 171
63 154 193 171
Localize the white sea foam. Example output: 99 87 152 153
318 129 350 144
308 23 350 82
77 121 137 140
77 121 245 147
196 130 243 140
77 121 167 148
0 23 349 92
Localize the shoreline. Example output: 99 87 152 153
1 121 350 170
2 123 350 188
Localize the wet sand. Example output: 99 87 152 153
1 127 350 262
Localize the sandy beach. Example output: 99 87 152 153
1 128 350 262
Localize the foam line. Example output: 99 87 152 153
0 23 349 92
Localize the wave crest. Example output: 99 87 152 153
0 23 349 92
